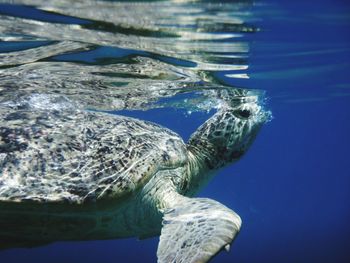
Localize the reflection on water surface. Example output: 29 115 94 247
1 1 350 263
0 0 259 113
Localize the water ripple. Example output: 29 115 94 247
0 0 256 111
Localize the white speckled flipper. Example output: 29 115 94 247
157 197 241 263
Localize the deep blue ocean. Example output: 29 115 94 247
0 0 349 263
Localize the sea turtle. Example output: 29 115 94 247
0 90 270 262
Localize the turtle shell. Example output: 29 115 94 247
0 108 188 204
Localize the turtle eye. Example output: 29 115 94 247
234 109 251 119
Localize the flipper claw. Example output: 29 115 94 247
157 197 241 263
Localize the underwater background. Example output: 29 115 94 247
0 0 349 262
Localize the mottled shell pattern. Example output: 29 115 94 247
0 107 187 204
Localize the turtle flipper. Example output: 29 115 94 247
157 197 241 263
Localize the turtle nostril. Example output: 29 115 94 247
234 109 251 119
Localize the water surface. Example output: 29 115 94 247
0 0 349 262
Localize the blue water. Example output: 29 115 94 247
0 0 350 263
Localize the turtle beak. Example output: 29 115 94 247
241 94 272 124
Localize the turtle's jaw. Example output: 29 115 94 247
223 102 270 163
188 94 270 170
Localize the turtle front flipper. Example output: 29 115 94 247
157 197 241 263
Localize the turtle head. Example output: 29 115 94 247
188 90 271 170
